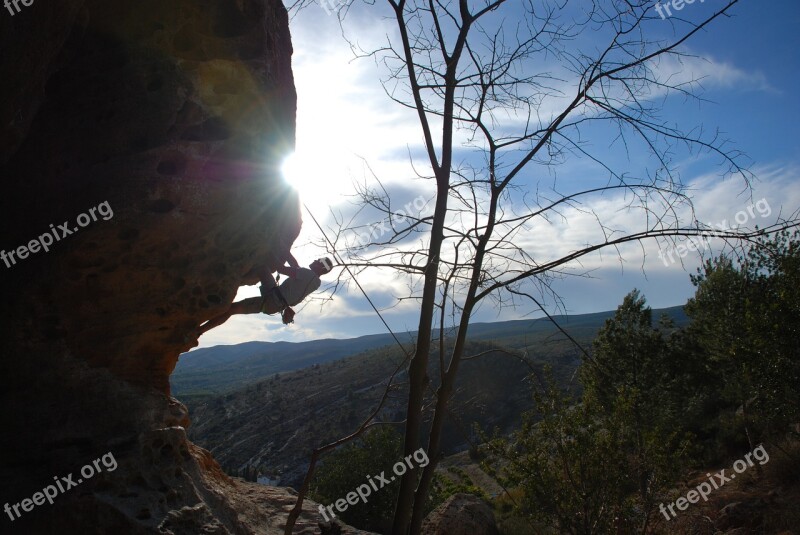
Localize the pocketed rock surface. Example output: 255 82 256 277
0 1 369 533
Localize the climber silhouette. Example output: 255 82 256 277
195 257 333 336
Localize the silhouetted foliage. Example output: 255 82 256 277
486 233 800 533
686 229 800 444
311 426 404 533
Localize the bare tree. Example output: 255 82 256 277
291 0 800 533
283 347 409 534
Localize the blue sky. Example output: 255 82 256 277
194 0 800 349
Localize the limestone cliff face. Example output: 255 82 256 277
0 1 328 533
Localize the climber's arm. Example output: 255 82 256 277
276 251 299 276
276 264 298 279
259 271 278 297
285 251 299 269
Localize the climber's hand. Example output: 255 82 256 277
282 307 295 325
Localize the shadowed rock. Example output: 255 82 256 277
0 1 358 533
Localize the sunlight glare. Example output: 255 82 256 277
280 149 352 215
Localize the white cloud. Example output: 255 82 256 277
191 5 797 349
651 53 776 94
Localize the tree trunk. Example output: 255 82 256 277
391 178 449 534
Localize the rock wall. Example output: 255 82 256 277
0 1 322 533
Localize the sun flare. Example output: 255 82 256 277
281 151 344 212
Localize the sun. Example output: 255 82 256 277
281 151 320 194
278 32 396 216
280 144 355 216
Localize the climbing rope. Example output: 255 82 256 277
303 203 410 358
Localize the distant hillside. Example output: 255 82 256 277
187 340 556 487
181 306 688 487
172 305 688 400
171 333 412 398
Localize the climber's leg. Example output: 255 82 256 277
196 297 262 336
259 291 283 315
196 309 234 336
229 296 264 315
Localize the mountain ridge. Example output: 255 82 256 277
181 305 689 487
172 305 687 396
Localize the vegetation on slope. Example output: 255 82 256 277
484 231 800 534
